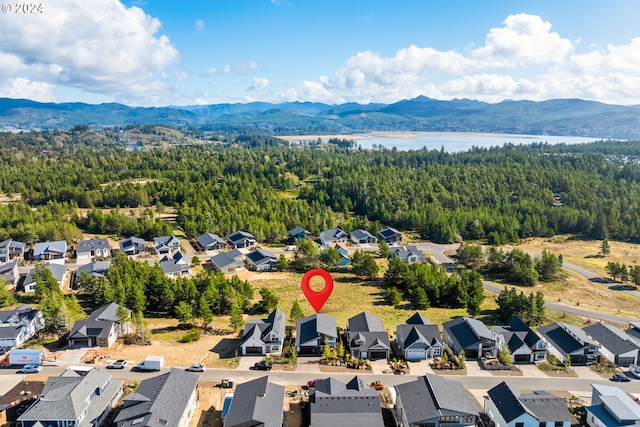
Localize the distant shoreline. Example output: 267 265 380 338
278 131 568 141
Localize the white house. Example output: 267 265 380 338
0 305 44 347
491 316 548 363
23 263 68 292
76 237 111 259
583 322 639 367
586 383 640 427
241 308 286 356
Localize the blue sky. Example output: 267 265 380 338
1 0 639 106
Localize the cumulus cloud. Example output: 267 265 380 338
0 0 180 104
195 19 205 33
0 78 56 102
248 77 270 91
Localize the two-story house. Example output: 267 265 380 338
443 316 497 359
490 316 548 363
0 261 19 288
226 231 257 249
23 263 68 293
319 228 349 246
0 238 25 262
0 304 44 348
310 376 384 427
68 303 130 348
295 314 337 356
586 383 640 427
288 226 313 242
241 308 286 356
537 322 601 365
153 235 181 255
119 236 147 255
346 312 390 360
33 240 67 261
583 322 639 367
76 237 111 259
396 313 443 361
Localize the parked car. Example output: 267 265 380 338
611 373 631 382
307 378 323 388
369 381 385 390
253 361 273 371
187 364 206 372
107 359 127 369
20 364 42 374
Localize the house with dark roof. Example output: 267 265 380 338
0 304 44 347
396 313 443 361
391 246 425 263
159 254 191 279
76 237 111 259
442 316 497 359
223 376 285 427
490 316 548 363
0 260 19 288
226 231 257 249
310 376 384 427
485 381 572 427
114 368 199 427
350 229 378 244
18 368 123 427
33 240 67 261
583 322 639 367
0 379 45 425
24 263 68 292
76 260 111 280
378 227 402 244
119 236 147 255
196 232 227 251
346 312 390 360
586 383 640 427
209 249 245 273
537 322 601 365
319 228 349 246
0 238 25 262
395 374 478 427
245 248 278 272
288 226 313 242
627 321 640 349
152 235 180 255
68 303 130 348
295 314 338 356
241 308 287 356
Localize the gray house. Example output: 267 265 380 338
583 322 639 367
0 304 44 348
159 252 191 279
245 248 278 272
0 238 25 262
76 237 111 259
296 314 338 356
319 228 349 246
226 231 257 249
346 312 390 360
223 376 285 427
586 383 640 427
18 368 123 427
443 316 497 359
24 263 68 293
288 226 313 242
210 249 244 273
310 376 384 427
33 240 67 260
119 236 147 255
395 374 478 427
68 303 130 348
490 316 548 363
77 260 111 279
241 308 286 356
391 246 425 263
115 368 199 427
350 229 378 244
153 235 180 255
196 232 227 251
378 227 402 244
396 313 443 361
537 322 601 365
0 260 19 288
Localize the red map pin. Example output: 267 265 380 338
301 268 334 313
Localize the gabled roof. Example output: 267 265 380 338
492 326 529 354
296 314 337 346
88 302 129 323
391 246 425 261
246 248 277 265
583 322 640 356
153 235 180 250
508 316 543 348
119 236 146 250
223 376 285 427
311 376 383 427
443 317 492 350
348 331 390 353
226 231 256 244
25 263 67 286
398 324 442 349
0 238 25 250
241 308 286 346
488 382 571 423
77 260 111 278
537 322 592 356
76 238 110 254
348 312 385 332
319 228 348 242
115 368 199 427
350 229 376 240
159 257 191 275
591 383 640 422
0 260 18 275
196 232 226 248
210 249 244 270
395 374 478 424
378 227 401 239
406 312 431 325
487 382 527 423
33 240 66 257
288 226 311 237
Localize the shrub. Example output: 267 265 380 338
179 328 201 343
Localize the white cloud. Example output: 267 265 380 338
205 67 218 76
0 78 56 102
223 65 232 74
0 0 179 105
248 77 270 91
195 19 205 33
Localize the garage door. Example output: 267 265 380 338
245 347 263 355
300 346 317 355
514 354 530 363
405 349 424 361
369 351 387 360
616 357 636 367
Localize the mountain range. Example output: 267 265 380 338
1 96 640 139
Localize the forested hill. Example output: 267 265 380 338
0 128 640 246
2 96 640 138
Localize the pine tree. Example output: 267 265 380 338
600 238 611 256
290 300 305 323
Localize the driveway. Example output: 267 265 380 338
518 364 549 378
57 348 91 364
237 355 263 371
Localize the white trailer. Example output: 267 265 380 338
9 349 44 365
136 355 164 371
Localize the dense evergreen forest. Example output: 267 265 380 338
0 128 639 245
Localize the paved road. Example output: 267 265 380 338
561 262 640 298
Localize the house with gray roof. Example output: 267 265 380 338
378 227 402 244
152 235 180 255
586 383 640 427
68 303 130 348
159 252 191 279
395 374 478 427
346 312 390 360
241 308 286 356
18 367 123 427
0 260 19 288
537 322 601 365
442 316 497 359
396 313 443 361
24 263 68 292
77 260 111 280
351 229 378 244
490 316 548 363
0 304 44 347
33 240 67 261
391 245 425 263
209 249 244 273
296 313 338 356
115 368 199 427
119 236 147 255
76 237 111 259
584 322 639 367
196 232 227 251
245 248 278 272
310 376 384 427
0 238 25 262
223 376 284 427
288 226 312 242
319 228 348 246
627 321 640 347
485 381 572 427
226 231 257 249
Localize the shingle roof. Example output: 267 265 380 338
0 304 38 324
33 240 66 257
153 235 180 251
508 316 542 348
77 260 111 277
583 322 640 356
246 248 277 265
378 227 401 239
119 236 146 251
296 314 337 346
159 257 191 275
395 375 477 424
310 376 383 427
406 312 431 325
443 317 492 350
226 231 256 244
25 263 67 287
537 322 587 356
241 308 286 346
210 249 244 270
76 238 110 254
88 303 128 322
348 331 390 353
348 312 385 332
488 382 571 423
0 260 17 274
115 368 199 427
398 324 442 349
350 229 376 241
319 228 348 242
196 232 226 248
223 376 285 427
288 226 311 237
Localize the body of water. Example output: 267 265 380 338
355 133 605 152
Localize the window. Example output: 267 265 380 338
461 416 474 423
415 424 435 427
440 416 460 423
540 422 546 427
555 422 564 427
516 423 524 427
